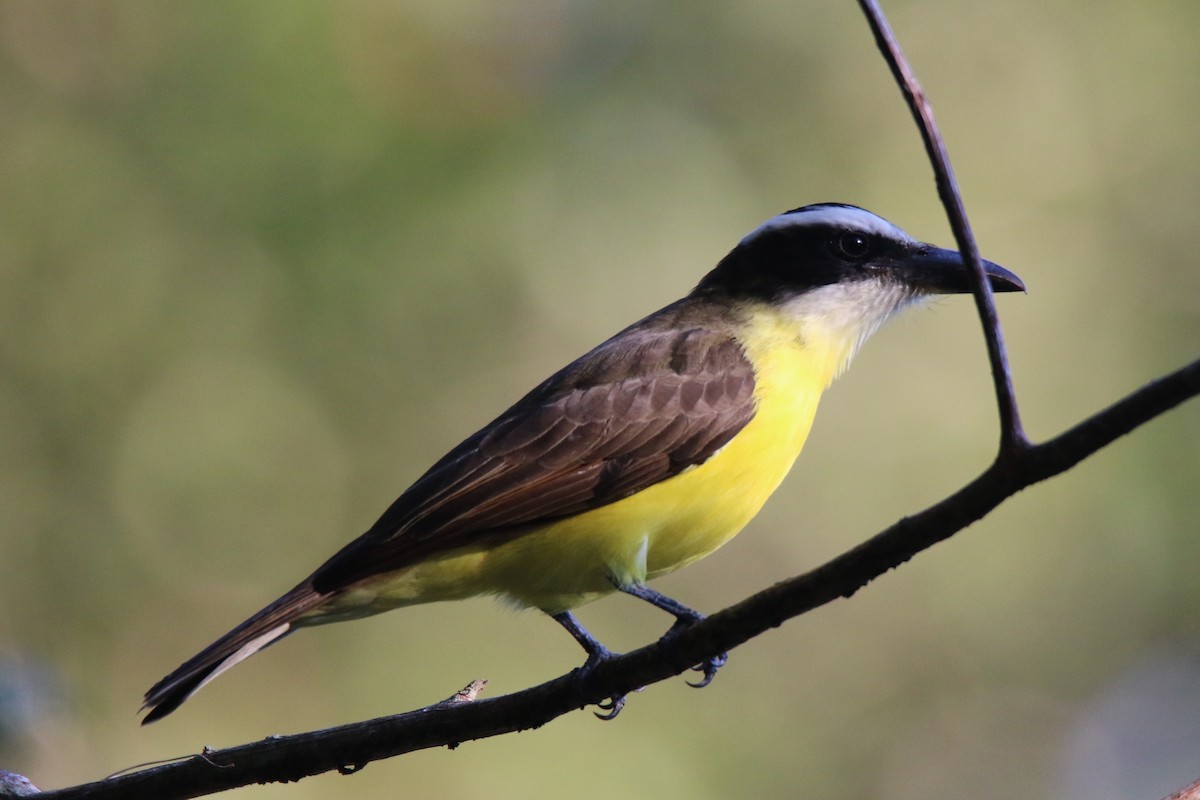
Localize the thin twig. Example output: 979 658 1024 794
856 0 1028 457
1162 777 1200 800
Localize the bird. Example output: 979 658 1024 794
141 203 1024 723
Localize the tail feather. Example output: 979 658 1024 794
141 582 328 724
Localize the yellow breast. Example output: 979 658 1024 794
350 304 845 616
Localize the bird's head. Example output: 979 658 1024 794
696 203 1024 301
693 203 1025 373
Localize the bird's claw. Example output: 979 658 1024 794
662 613 727 689
593 693 627 720
685 651 727 688
569 649 632 720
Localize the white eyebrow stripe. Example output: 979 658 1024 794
739 205 914 246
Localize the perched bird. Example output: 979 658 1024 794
142 203 1023 722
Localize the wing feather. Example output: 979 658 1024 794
311 307 757 593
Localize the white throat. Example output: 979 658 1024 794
780 278 923 377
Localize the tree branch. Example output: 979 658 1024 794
1163 777 1200 800
30 357 1200 799
857 0 1028 455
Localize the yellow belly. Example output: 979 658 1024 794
309 307 844 618
327 309 841 617
481 341 820 613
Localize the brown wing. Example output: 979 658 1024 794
310 309 756 592
141 299 757 723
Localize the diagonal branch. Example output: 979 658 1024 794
857 0 1028 456
31 357 1200 800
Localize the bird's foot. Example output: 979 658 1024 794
572 649 629 721
686 650 727 688
551 610 634 720
594 692 626 721
663 614 728 689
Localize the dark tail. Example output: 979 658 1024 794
141 582 329 724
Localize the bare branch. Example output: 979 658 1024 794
1163 777 1200 800
856 0 1028 455
32 357 1200 799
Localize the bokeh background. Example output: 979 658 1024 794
0 1 1197 798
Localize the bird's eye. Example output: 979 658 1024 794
833 232 872 260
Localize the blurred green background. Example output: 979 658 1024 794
0 1 1198 798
